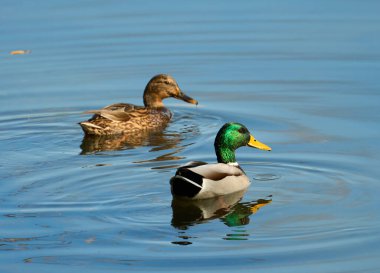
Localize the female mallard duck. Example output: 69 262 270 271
170 122 271 200
79 74 198 135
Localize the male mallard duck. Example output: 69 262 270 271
170 122 271 200
79 74 198 135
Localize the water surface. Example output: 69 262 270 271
1 1 380 272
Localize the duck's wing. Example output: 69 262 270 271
174 163 243 184
84 103 149 122
178 161 208 168
186 163 244 181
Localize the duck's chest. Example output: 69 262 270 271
135 108 172 127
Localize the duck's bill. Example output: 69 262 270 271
247 135 271 151
177 92 198 105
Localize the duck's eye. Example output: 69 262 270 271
164 81 171 85
238 127 248 134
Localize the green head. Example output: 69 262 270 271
214 122 271 164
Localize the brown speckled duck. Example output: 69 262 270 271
79 74 198 135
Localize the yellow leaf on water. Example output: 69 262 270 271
10 50 31 55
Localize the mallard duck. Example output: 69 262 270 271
79 74 198 135
170 122 271 200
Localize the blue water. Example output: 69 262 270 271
1 1 380 272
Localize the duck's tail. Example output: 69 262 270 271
79 121 104 135
170 174 203 199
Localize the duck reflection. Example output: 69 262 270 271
171 192 271 244
80 127 192 156
82 129 165 152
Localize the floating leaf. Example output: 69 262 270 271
10 50 31 55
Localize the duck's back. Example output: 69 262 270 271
80 103 172 135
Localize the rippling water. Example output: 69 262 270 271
2 1 380 272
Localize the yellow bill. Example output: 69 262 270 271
247 135 271 151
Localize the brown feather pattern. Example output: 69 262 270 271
79 74 198 135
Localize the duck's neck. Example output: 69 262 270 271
215 147 237 164
143 87 164 108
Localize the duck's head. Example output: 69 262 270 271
143 74 198 108
214 122 271 164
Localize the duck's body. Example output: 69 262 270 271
79 74 197 135
80 103 172 135
171 161 250 199
170 122 271 200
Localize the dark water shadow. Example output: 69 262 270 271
171 192 272 245
80 129 185 155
